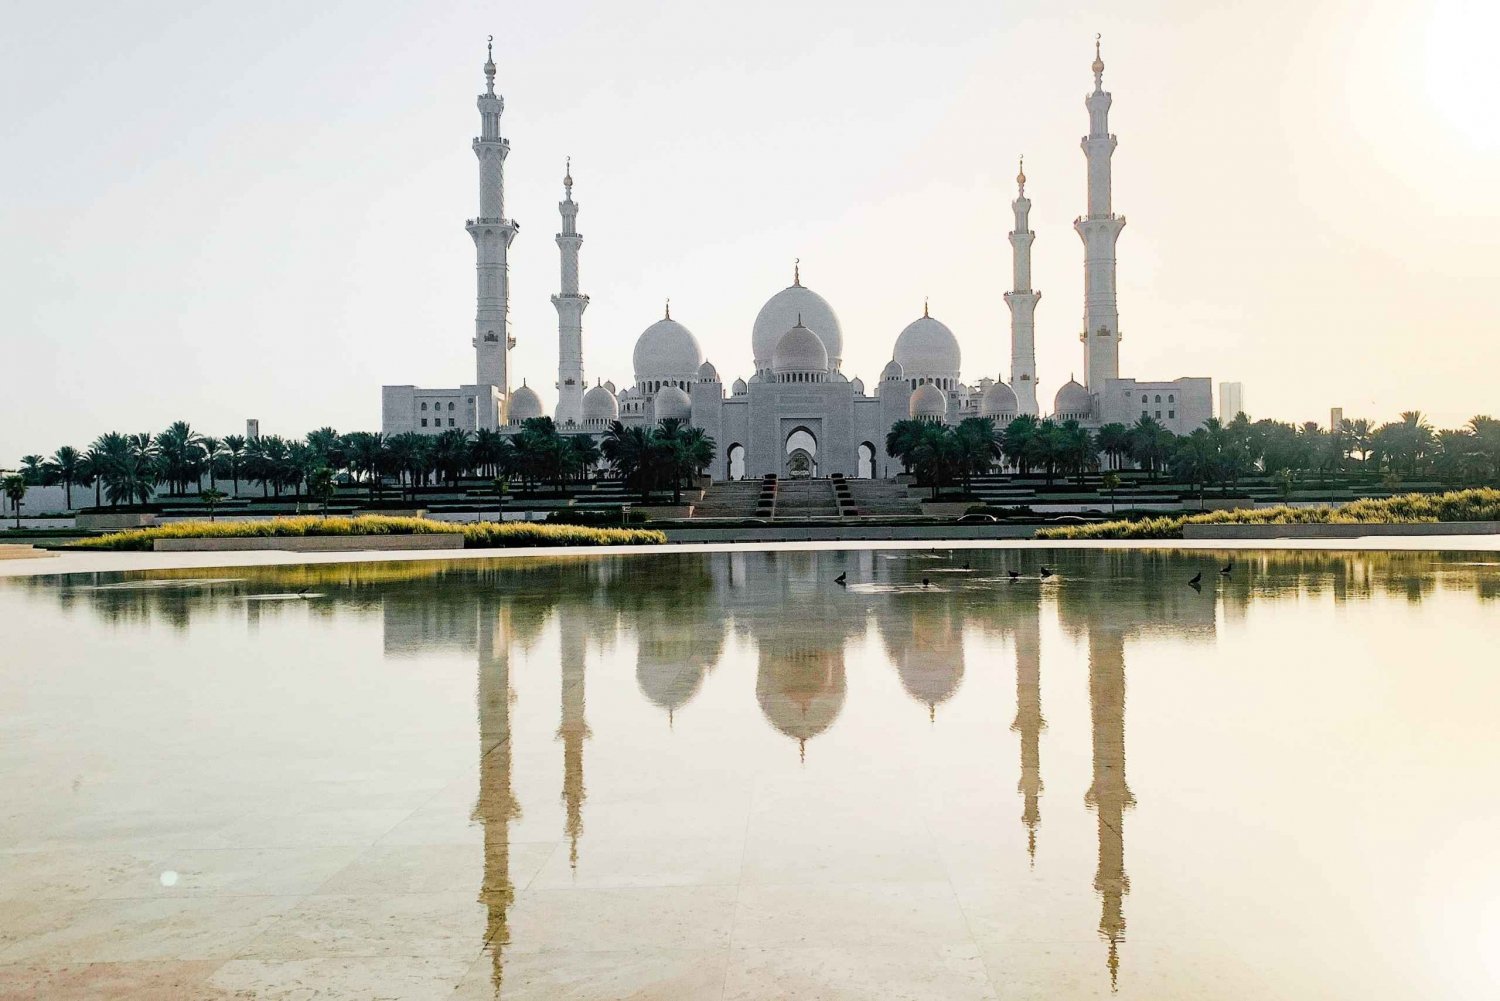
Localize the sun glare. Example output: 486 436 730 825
1426 1 1500 151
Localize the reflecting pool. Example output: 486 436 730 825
2 548 1498 999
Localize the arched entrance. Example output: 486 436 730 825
726 443 745 480
785 427 817 479
857 441 876 479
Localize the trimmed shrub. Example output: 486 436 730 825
73 515 664 551
545 508 652 526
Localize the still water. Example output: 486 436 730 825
1 548 1498 1000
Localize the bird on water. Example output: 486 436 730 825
1220 562 1233 575
922 577 931 588
1039 567 1053 579
834 572 847 586
1188 571 1202 586
1007 570 1020 582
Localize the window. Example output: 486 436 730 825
448 402 455 411
1141 410 1148 418
421 402 428 411
1155 410 1162 419
449 418 456 427
421 418 428 427
1168 394 1175 403
1168 410 1176 419
1154 395 1161 403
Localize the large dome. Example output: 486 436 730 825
909 382 947 420
653 384 692 422
633 317 704 385
893 315 961 379
508 384 542 423
980 380 1019 419
752 282 843 372
1053 378 1091 417
771 323 829 376
582 383 618 424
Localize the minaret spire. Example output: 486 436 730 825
553 158 588 425
1005 154 1041 415
469 36 517 423
1075 34 1125 401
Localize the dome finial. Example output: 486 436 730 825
923 296 930 319
1017 154 1026 194
797 312 803 326
793 257 801 286
563 156 573 194
1092 33 1105 84
484 35 496 94
664 298 671 320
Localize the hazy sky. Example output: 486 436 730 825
2 0 1496 462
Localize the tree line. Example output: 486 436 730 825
885 411 1500 497
7 417 717 511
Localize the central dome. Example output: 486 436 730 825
771 323 829 376
893 315 961 380
633 317 704 385
752 282 843 372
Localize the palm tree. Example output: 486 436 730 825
1095 423 1130 471
1466 415 1500 484
602 420 658 503
910 423 959 499
19 455 47 485
156 421 204 496
953 417 999 493
1101 471 1121 513
567 434 602 482
344 432 387 499
999 415 1041 475
199 436 223 490
221 435 246 495
433 429 474 488
678 426 716 483
199 486 228 522
1057 420 1096 486
884 419 927 475
306 467 337 516
3 474 26 527
48 446 82 510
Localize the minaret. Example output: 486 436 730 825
557 618 589 869
469 37 518 416
1074 35 1126 400
1009 604 1044 862
1085 626 1134 991
1004 157 1041 416
553 159 588 426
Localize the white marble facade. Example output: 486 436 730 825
381 39 1214 478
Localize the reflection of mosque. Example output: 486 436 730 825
25 549 1496 995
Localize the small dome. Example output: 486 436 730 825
909 383 947 420
582 383 618 423
980 380 1018 419
509 384 542 422
653 384 692 422
603 379 616 394
753 282 843 371
697 360 720 382
732 378 748 396
1053 378 1091 417
881 359 905 382
771 323 829 376
851 377 866 395
893 315 961 379
633 317 704 384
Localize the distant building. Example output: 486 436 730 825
245 419 260 440
1330 407 1344 434
1219 383 1244 421
383 39 1216 477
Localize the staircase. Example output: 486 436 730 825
692 480 765 519
773 479 840 519
843 479 922 515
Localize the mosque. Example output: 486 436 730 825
381 39 1213 479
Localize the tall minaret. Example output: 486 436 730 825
1010 603 1045 862
553 160 588 426
1085 626 1134 992
469 37 518 415
1004 157 1041 416
557 614 589 869
1074 35 1126 399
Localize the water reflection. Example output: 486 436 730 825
9 548 1498 996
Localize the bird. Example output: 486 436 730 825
1219 562 1233 575
962 561 970 571
1007 570 1020 582
296 587 311 598
1188 579 1203 593
922 577 930 588
1039 567 1053 579
834 572 847 586
1188 571 1202 586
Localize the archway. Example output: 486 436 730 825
857 442 876 479
785 427 817 479
726 443 745 480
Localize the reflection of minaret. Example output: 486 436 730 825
557 619 589 870
1085 627 1134 991
475 609 520 994
1009 605 1044 863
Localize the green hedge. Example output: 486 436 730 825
72 515 665 551
545 508 652 526
1035 488 1500 540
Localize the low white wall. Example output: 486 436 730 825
1182 521 1500 540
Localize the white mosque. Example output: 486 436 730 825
381 38 1213 479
